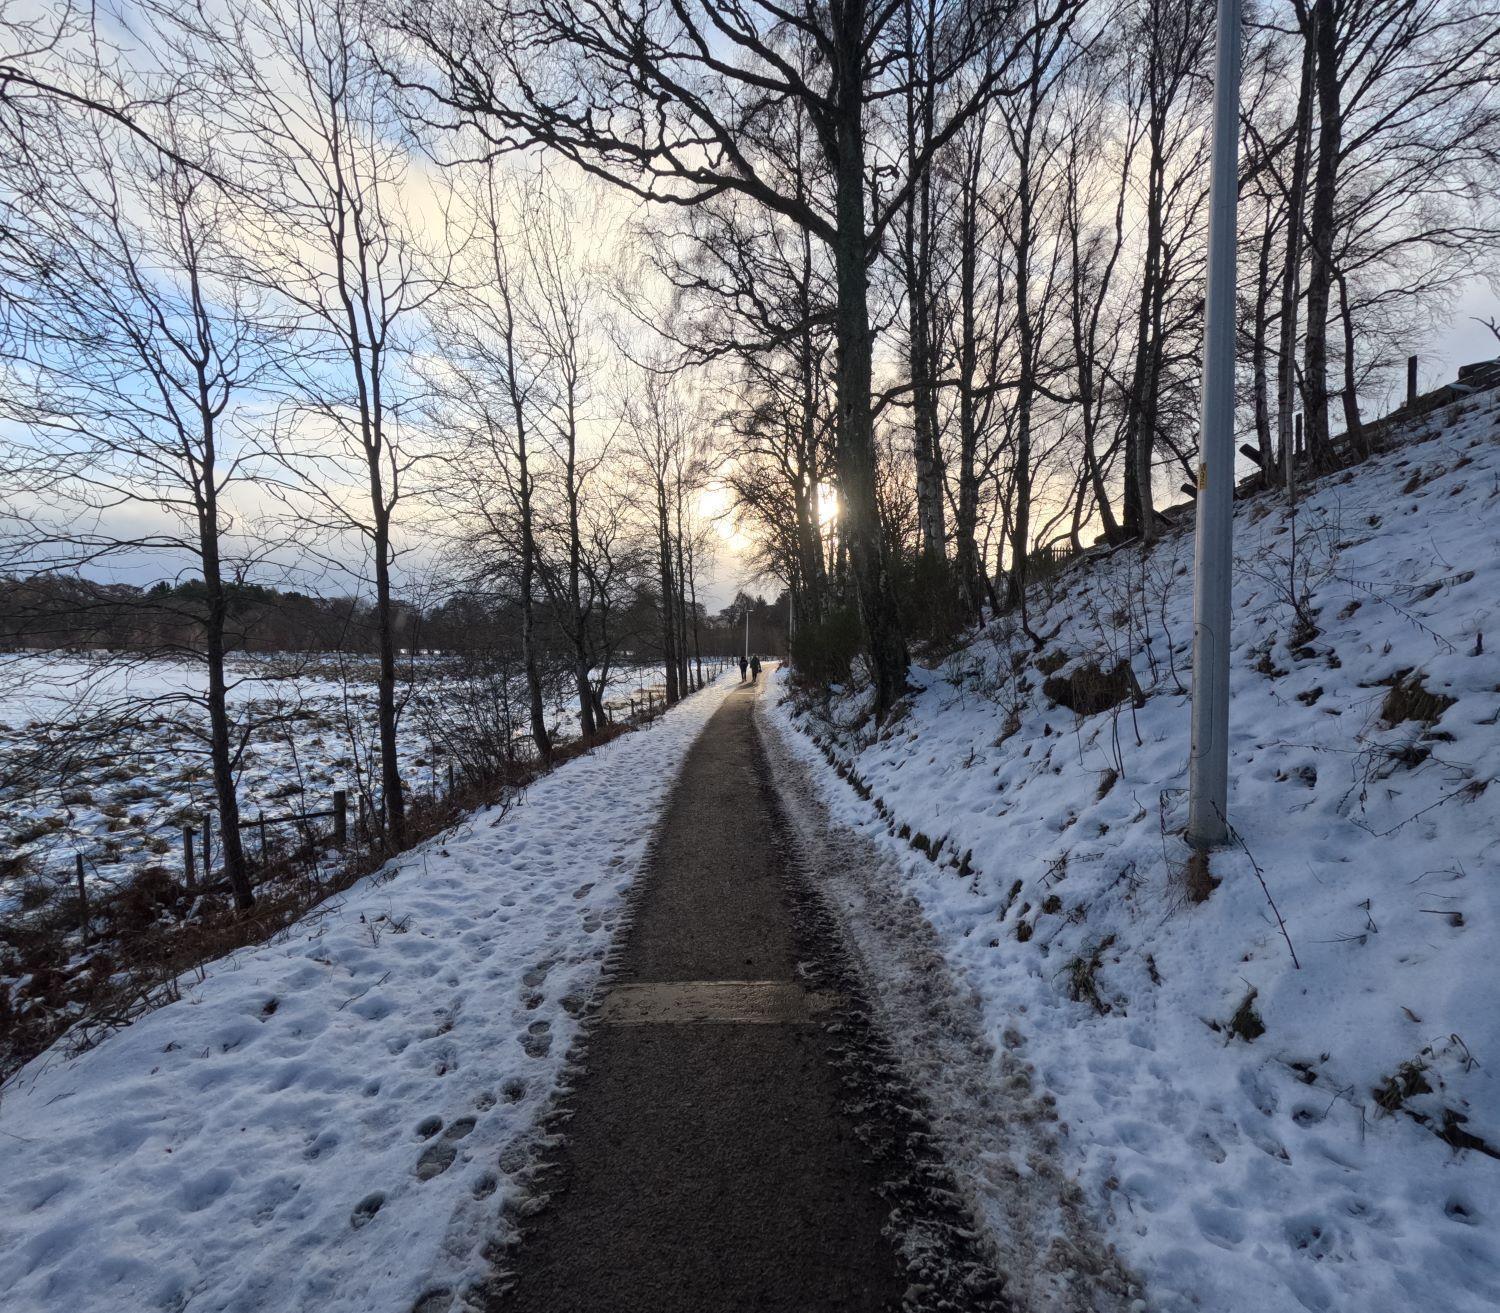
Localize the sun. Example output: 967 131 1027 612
816 484 838 528
697 484 754 554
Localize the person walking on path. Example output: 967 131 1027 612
749 655 761 683
739 655 748 681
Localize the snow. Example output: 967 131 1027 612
768 391 1500 1313
0 672 734 1313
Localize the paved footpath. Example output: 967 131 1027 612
491 678 909 1312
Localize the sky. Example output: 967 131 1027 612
5 0 1496 618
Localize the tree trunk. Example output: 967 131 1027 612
1277 6 1316 494
518 453 551 763
1252 205 1274 482
686 536 704 688
902 0 945 564
1336 268 1365 455
565 419 596 737
371 510 405 845
505 309 552 763
673 485 691 693
1302 0 1339 469
954 142 986 616
198 441 253 910
1007 106 1037 609
828 6 909 717
656 479 680 703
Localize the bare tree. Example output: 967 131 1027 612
626 368 687 704
514 179 613 737
392 0 1085 716
0 109 267 908
229 0 441 845
426 163 555 761
1297 0 1500 463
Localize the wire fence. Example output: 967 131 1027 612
29 658 736 934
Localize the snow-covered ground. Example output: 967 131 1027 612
769 390 1500 1313
0 672 733 1313
0 652 672 904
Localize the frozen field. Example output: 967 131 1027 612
0 652 671 905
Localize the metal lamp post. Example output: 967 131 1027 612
1186 0 1243 849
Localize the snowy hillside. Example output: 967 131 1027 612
0 676 734 1313
771 391 1500 1313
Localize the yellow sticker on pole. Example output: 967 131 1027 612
1197 462 1208 490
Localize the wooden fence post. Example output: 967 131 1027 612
333 789 348 845
447 761 455 795
1407 355 1418 406
183 825 195 889
259 811 267 861
76 853 89 945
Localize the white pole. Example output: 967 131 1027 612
1187 0 1242 850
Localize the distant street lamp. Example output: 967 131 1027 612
1187 0 1243 849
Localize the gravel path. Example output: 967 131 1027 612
490 678 1006 1312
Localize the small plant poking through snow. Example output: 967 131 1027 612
1225 988 1265 1043
1065 935 1118 1015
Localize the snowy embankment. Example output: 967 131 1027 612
770 392 1500 1313
0 674 732 1313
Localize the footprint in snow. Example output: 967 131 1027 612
303 1130 339 1162
1191 1128 1227 1163
350 1192 385 1229
521 1020 552 1058
415 1118 476 1180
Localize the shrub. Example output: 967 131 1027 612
895 552 967 648
791 604 864 687
1042 660 1143 716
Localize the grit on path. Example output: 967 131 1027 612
491 678 909 1312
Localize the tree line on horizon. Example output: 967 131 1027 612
0 573 785 664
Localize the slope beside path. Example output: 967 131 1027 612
0 675 737 1313
769 391 1500 1313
